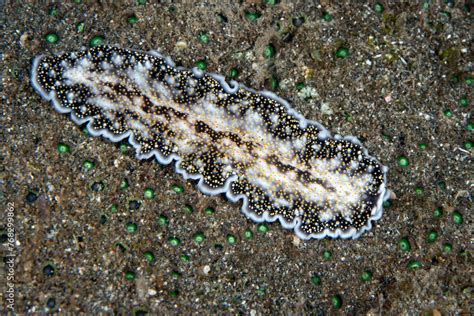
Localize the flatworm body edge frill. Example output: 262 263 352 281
31 46 390 240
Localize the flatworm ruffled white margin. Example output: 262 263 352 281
31 46 390 240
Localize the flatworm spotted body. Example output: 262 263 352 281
31 46 390 239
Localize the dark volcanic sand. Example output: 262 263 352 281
0 1 472 314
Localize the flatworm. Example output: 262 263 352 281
31 46 390 239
